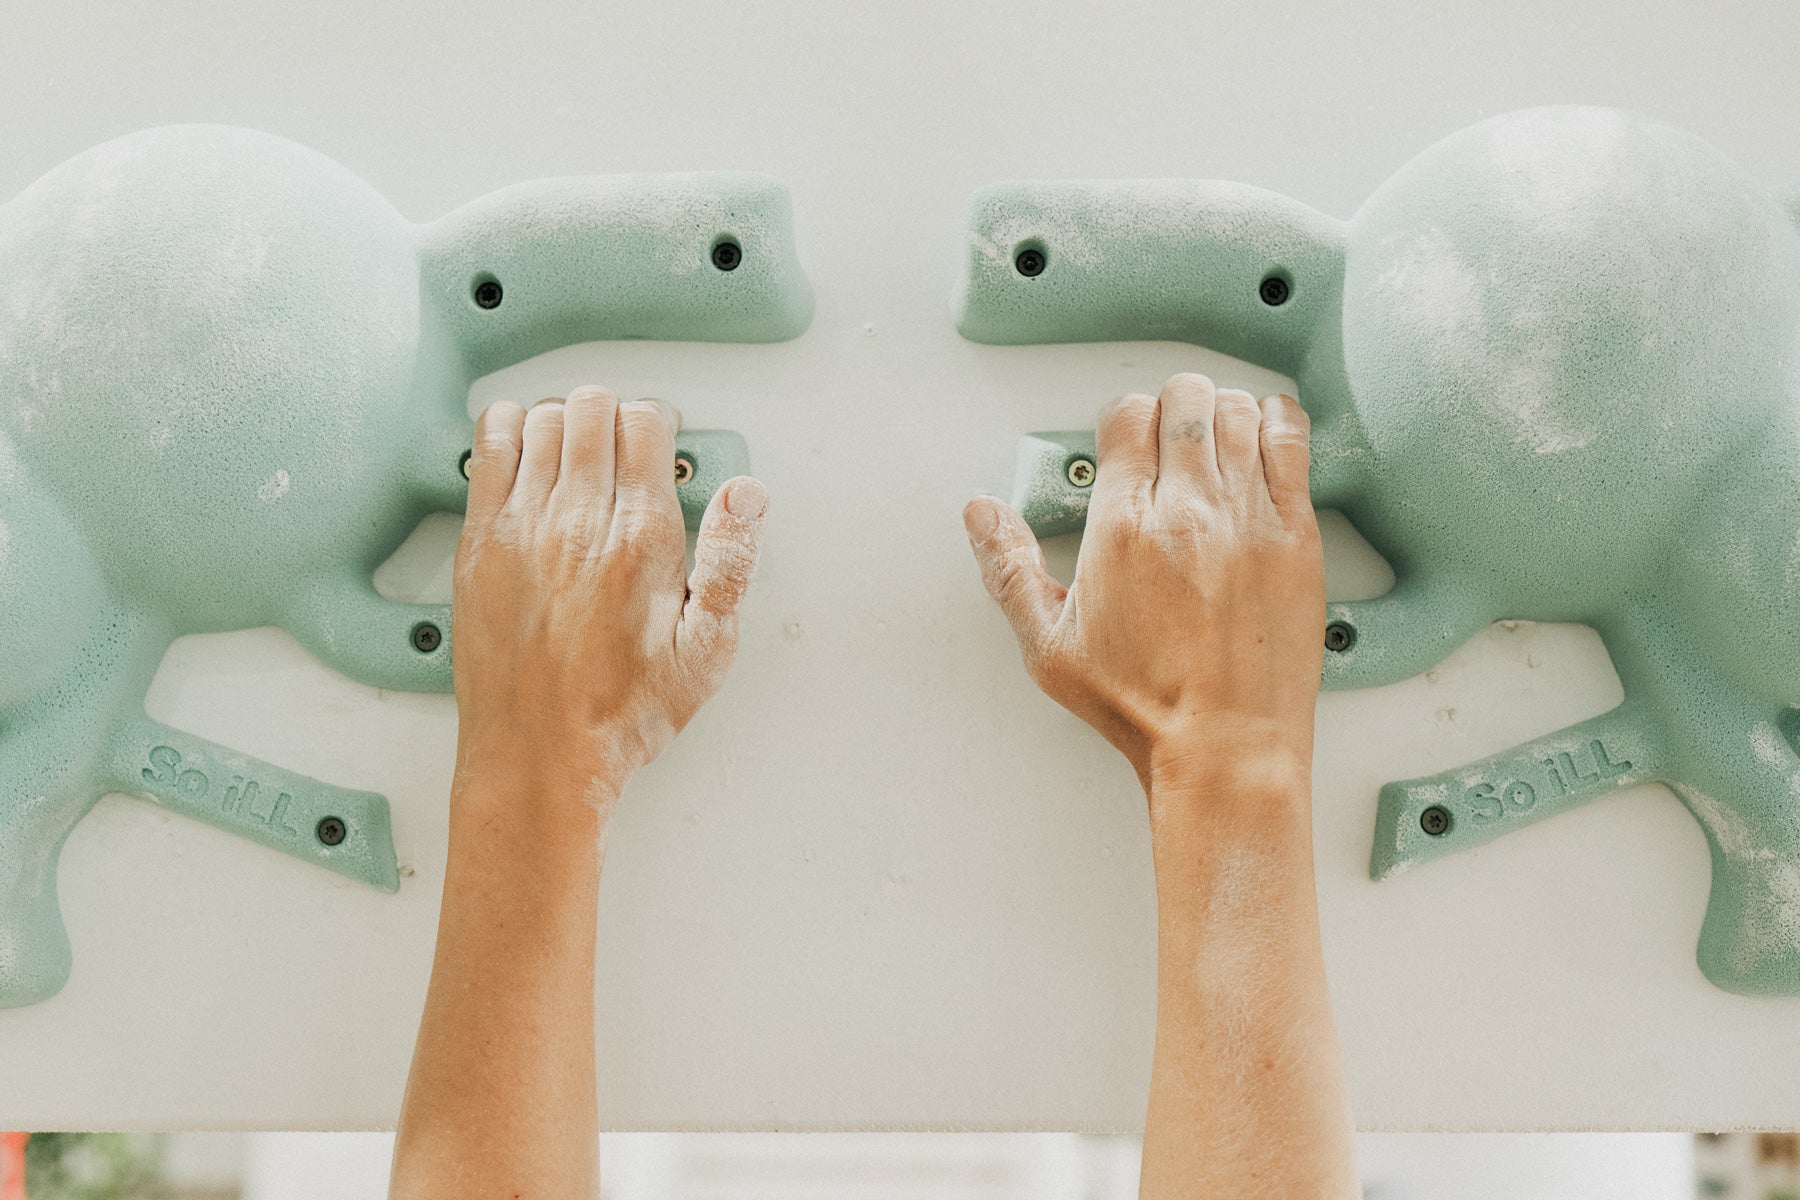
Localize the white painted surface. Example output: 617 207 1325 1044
1 0 1797 1129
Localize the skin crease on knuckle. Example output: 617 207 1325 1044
992 546 1040 608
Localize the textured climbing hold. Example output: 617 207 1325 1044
0 125 813 1006
955 105 1800 994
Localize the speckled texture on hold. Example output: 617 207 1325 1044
955 106 1800 995
0 125 811 1007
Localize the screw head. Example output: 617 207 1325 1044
1259 274 1290 306
458 449 473 480
712 240 742 271
674 455 696 485
1324 620 1356 653
1015 246 1047 277
411 622 443 653
1066 457 1095 487
473 278 503 309
317 816 347 847
1420 805 1452 837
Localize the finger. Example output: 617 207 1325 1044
1258 393 1313 514
466 401 526 523
964 495 1065 655
613 398 684 526
557 385 620 515
1089 391 1158 525
509 399 566 510
679 476 770 662
1155 372 1219 493
1211 387 1264 493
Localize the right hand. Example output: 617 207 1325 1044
962 373 1325 796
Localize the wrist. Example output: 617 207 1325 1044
1143 723 1315 883
453 711 636 797
449 743 626 871
1145 713 1312 796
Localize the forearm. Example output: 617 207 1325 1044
1140 755 1358 1200
389 768 613 1200
389 389 761 1198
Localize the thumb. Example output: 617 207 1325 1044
680 475 769 654
963 495 1065 652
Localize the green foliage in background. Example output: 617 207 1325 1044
24 1133 167 1200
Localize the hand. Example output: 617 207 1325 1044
966 373 1353 1200
964 372 1324 799
451 386 768 816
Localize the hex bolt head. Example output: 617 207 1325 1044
1259 274 1291 306
1324 620 1356 653
458 449 473 480
411 622 443 653
317 816 347 847
712 240 742 271
1066 457 1096 488
1420 805 1452 837
1015 246 1047 277
473 278 503 309
674 454 696 485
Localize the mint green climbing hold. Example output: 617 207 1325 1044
954 105 1800 995
0 125 812 1007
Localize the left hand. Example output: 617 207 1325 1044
450 386 769 818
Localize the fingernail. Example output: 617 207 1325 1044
723 477 769 519
963 496 1000 540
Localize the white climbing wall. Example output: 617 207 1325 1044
2 0 1799 1129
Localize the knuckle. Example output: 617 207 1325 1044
1095 505 1154 550
477 426 521 456
522 404 565 440
696 553 757 610
986 550 1029 600
1099 391 1156 429
1216 387 1260 416
479 400 526 430
565 385 617 408
1162 371 1214 397
611 507 681 557
618 401 675 444
553 504 603 545
1259 393 1310 433
993 555 1034 601
1261 422 1311 449
1276 525 1323 562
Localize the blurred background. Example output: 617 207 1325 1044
9 1130 1793 1199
